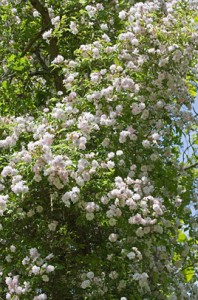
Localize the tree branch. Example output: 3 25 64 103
29 0 64 92
28 70 50 77
22 26 49 57
183 162 198 171
34 47 49 71
30 0 51 27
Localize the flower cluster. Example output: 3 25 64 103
4 248 54 299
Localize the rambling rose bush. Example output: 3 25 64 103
0 0 197 299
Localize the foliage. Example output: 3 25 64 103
0 0 197 299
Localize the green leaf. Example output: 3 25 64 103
7 54 16 63
177 230 187 242
182 267 194 282
1 80 8 89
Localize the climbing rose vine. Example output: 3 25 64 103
0 0 197 299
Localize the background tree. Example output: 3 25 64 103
0 0 197 299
